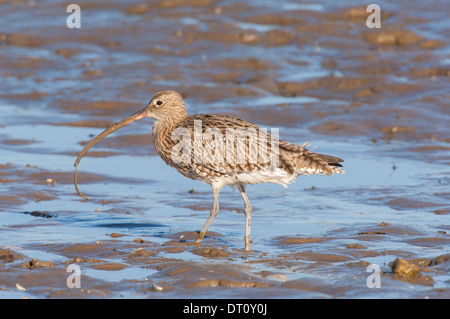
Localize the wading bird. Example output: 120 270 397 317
74 91 344 251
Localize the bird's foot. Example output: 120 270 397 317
194 232 205 246
244 237 251 251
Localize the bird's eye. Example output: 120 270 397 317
156 100 163 106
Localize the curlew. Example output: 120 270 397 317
74 91 344 251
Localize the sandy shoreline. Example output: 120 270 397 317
0 0 449 298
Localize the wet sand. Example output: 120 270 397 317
0 0 449 298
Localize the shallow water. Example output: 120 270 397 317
0 0 449 299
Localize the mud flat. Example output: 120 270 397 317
0 0 449 298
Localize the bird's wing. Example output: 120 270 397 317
179 114 280 176
177 114 343 177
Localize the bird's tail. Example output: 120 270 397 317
278 141 345 175
316 153 345 174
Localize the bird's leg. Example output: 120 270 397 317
195 186 220 245
237 184 252 251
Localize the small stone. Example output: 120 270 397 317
151 282 163 291
109 233 125 238
391 258 420 277
16 283 27 291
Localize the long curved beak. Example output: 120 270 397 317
74 108 147 200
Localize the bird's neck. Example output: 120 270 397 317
152 111 186 137
152 118 174 140
152 113 187 164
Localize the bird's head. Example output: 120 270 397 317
73 90 187 200
143 90 187 122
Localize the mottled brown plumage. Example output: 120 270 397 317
74 90 344 251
